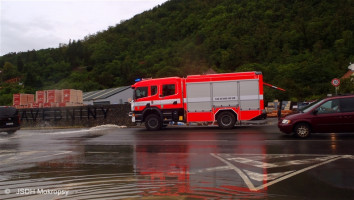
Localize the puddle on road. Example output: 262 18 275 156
0 124 126 141
1 147 353 199
0 143 274 200
0 169 272 200
1 127 354 199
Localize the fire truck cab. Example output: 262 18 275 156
130 71 265 130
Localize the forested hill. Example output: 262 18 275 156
0 0 353 105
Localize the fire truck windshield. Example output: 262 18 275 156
134 87 148 100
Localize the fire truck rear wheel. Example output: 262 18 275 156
217 111 236 129
145 114 162 131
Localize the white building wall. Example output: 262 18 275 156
84 100 94 105
349 63 354 71
85 88 133 105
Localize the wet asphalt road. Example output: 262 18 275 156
0 121 354 200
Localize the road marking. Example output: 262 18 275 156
225 156 337 168
210 153 257 191
254 156 343 191
226 157 278 168
206 154 352 192
343 155 354 159
243 169 295 181
192 166 231 174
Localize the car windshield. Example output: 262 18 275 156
134 87 148 100
301 99 325 113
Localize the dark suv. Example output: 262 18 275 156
278 95 354 138
0 106 20 134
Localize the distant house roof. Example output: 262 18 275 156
203 68 217 74
341 70 354 79
83 86 131 101
341 63 354 79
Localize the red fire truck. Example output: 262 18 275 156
130 71 276 130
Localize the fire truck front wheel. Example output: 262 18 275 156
145 114 162 131
217 111 236 129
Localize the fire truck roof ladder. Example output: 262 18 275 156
263 82 286 92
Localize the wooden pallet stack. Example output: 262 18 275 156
13 89 83 108
266 100 293 118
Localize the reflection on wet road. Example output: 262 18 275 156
1 124 354 199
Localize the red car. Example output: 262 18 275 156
278 95 354 138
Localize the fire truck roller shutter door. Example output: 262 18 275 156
186 83 212 112
212 81 239 108
239 80 260 110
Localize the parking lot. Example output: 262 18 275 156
1 122 354 199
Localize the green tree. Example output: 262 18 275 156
339 78 354 94
0 0 353 101
1 62 19 81
24 71 42 88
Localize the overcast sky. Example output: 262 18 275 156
0 0 168 56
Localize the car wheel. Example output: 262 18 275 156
294 123 310 138
145 114 162 131
217 112 236 129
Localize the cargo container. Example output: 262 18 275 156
61 89 83 103
46 90 62 103
50 102 58 107
13 94 32 106
14 105 28 109
27 94 34 104
13 89 83 108
13 94 20 105
43 103 51 108
20 94 28 105
62 89 77 102
29 103 43 108
59 102 83 107
77 90 83 103
36 91 46 103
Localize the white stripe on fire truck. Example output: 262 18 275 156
186 97 211 103
185 95 263 103
133 99 181 106
240 95 263 100
133 95 263 107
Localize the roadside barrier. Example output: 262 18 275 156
17 104 134 128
